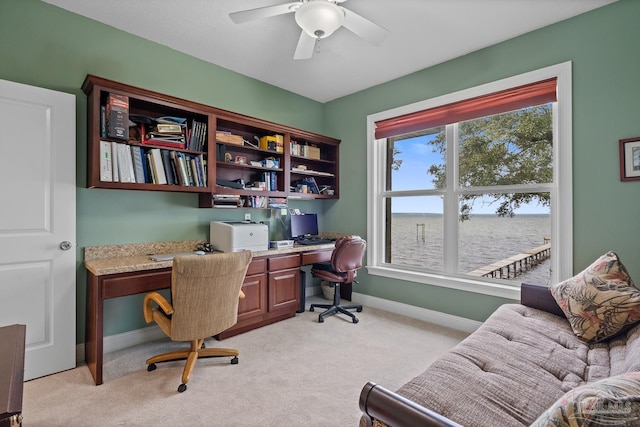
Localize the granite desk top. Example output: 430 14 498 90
84 238 340 276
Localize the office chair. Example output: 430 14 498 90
143 250 252 392
310 236 366 323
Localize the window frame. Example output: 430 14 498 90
366 62 573 300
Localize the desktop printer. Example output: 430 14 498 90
210 221 269 253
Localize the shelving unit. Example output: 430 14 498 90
82 75 213 193
82 75 340 207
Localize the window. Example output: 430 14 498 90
366 63 572 299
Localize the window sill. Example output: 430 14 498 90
366 265 521 300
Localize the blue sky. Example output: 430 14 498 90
391 134 550 215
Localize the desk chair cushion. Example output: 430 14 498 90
151 251 252 342
311 236 366 284
143 251 252 392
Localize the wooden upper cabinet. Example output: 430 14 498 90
82 75 340 202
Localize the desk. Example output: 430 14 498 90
84 240 336 385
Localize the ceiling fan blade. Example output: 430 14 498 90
229 2 300 24
341 8 389 45
293 30 316 60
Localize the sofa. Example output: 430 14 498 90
359 252 640 427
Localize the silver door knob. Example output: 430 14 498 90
60 241 72 251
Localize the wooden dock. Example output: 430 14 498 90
467 243 551 279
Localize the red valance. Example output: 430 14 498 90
375 78 557 139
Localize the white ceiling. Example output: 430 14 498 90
43 0 616 103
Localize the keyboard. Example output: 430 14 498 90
148 252 201 262
295 238 334 246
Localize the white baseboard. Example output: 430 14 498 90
76 325 165 363
352 292 482 334
76 293 481 363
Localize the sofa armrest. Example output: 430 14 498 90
359 382 463 427
520 282 565 317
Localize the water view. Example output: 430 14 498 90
390 213 551 285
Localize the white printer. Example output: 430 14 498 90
210 221 269 253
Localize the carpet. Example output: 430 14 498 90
22 298 468 426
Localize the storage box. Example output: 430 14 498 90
216 132 243 145
259 135 278 151
305 145 320 160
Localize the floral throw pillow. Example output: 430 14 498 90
549 251 640 343
530 371 640 427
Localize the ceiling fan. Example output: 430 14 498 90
229 0 389 60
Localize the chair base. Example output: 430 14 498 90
309 282 362 323
146 338 239 392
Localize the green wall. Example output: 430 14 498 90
325 0 640 321
1 0 639 345
0 0 328 341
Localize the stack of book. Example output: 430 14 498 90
188 119 207 151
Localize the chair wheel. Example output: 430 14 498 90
309 306 314 312
147 363 156 372
353 317 359 324
318 316 324 323
231 356 239 365
178 383 187 393
356 307 363 312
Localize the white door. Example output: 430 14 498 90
0 79 76 380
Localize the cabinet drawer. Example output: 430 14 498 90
268 254 300 271
101 269 171 299
301 249 332 265
246 258 266 276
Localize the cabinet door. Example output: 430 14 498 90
268 267 300 315
237 272 267 322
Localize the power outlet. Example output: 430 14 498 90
244 213 251 221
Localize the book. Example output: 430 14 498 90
305 176 320 194
116 143 133 183
146 152 157 184
175 152 190 186
111 141 119 182
161 149 177 185
149 148 167 184
131 146 146 184
106 93 129 140
99 140 113 182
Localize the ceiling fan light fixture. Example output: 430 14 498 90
295 1 344 39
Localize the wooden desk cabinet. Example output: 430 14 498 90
0 324 25 427
85 246 333 385
217 254 302 339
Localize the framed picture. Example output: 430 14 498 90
234 155 247 165
619 137 640 181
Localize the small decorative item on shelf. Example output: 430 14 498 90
262 157 279 168
235 155 247 165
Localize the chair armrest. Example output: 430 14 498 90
143 292 174 323
359 382 463 427
520 282 565 317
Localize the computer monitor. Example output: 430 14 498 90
289 214 318 239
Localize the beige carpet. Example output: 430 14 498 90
22 298 468 426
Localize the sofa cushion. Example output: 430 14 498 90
394 304 594 427
530 371 640 427
550 251 640 343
